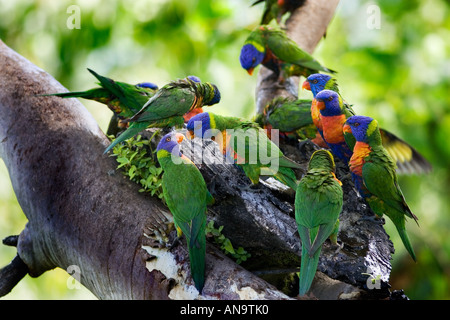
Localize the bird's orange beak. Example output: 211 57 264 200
343 124 352 134
247 67 254 76
316 100 325 111
174 133 185 144
187 130 195 140
302 80 311 91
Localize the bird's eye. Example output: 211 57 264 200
354 123 360 127
166 137 171 142
312 79 318 84
327 96 333 101
252 57 256 63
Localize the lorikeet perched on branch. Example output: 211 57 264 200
254 96 316 140
314 90 354 164
41 68 159 132
302 73 432 174
157 132 214 292
239 25 335 82
252 0 306 25
295 149 343 296
343 116 419 261
186 112 303 190
104 77 221 154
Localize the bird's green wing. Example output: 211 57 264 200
129 85 195 123
266 30 335 73
362 152 417 222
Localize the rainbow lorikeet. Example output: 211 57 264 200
186 112 303 190
253 96 316 140
104 77 221 154
41 68 158 132
343 116 419 261
295 149 343 296
157 132 214 292
252 0 306 25
302 73 432 174
314 90 354 164
239 25 335 82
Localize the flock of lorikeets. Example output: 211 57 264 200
43 0 431 297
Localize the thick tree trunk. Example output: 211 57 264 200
0 0 399 300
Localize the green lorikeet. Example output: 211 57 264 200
343 115 419 261
104 77 221 154
157 132 214 292
239 25 335 82
41 68 158 132
252 0 306 25
295 149 343 296
186 112 303 190
254 96 316 140
303 73 432 174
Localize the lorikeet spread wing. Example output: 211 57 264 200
104 78 221 154
157 132 213 292
344 116 418 261
303 73 432 175
295 149 343 295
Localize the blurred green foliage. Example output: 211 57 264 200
0 0 449 299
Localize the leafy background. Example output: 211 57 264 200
0 0 449 299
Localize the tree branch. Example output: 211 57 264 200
0 39 290 300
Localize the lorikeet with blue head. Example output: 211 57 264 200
239 25 335 83
302 73 432 174
314 90 354 165
252 0 306 25
157 132 214 292
295 149 343 296
186 112 303 190
41 68 159 134
343 116 419 261
253 96 316 140
104 77 221 154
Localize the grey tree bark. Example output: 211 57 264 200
0 0 400 300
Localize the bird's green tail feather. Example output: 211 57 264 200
299 244 321 296
188 215 206 293
395 225 417 262
274 167 298 190
104 122 147 154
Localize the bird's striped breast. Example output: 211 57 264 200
349 141 372 176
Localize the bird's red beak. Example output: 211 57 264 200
343 124 352 134
247 67 254 76
174 133 185 144
302 80 311 91
316 100 325 111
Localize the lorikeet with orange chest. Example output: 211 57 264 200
239 25 335 82
302 73 432 175
314 90 353 164
343 116 419 261
157 132 214 292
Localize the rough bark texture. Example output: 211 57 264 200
0 0 401 300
